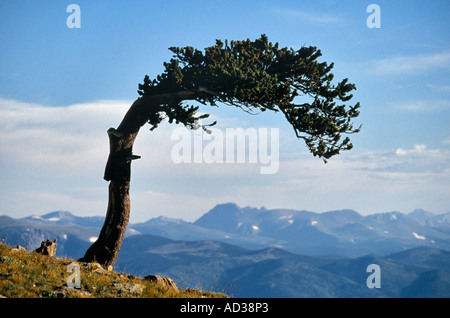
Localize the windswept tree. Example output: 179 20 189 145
79 35 361 267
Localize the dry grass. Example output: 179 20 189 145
0 242 227 298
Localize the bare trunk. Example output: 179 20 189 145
79 91 196 267
78 128 139 267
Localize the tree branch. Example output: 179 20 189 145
117 90 198 134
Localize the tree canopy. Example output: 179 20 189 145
80 35 362 267
137 34 361 161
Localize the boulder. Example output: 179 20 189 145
34 239 57 257
113 283 145 295
11 245 27 253
88 262 112 273
54 286 92 298
144 275 179 293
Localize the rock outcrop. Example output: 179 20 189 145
34 239 57 257
144 275 179 293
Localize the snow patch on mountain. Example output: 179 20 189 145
412 232 426 240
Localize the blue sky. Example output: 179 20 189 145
0 1 449 222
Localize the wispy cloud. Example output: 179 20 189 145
273 7 343 25
0 98 129 169
426 83 450 93
335 144 449 175
218 141 450 215
1 98 449 220
368 52 450 76
0 98 276 220
391 99 450 113
443 137 450 145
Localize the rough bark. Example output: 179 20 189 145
78 128 138 267
79 91 196 267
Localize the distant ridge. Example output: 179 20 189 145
21 211 105 229
2 204 450 258
191 203 450 257
1 204 450 297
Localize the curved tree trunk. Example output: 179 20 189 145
78 128 139 267
79 91 197 267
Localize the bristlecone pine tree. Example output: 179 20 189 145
79 35 361 267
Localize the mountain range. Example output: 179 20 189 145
1 203 449 297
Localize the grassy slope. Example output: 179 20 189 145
0 243 227 298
